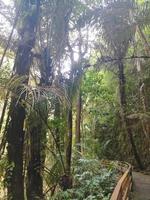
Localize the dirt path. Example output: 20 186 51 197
132 171 150 200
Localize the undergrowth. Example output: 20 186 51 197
51 159 119 200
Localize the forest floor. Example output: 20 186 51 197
132 171 150 200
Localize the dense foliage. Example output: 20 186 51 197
52 159 120 200
0 0 150 199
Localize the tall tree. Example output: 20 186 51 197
99 0 143 169
6 1 40 199
118 59 143 169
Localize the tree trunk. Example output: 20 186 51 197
0 92 9 132
54 98 61 147
65 107 72 176
6 2 40 199
7 99 25 200
118 60 144 169
26 102 47 200
26 47 52 199
75 90 82 155
61 106 73 191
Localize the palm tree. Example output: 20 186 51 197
99 0 144 169
6 1 41 199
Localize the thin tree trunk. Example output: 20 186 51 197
54 98 60 147
66 107 72 176
75 90 82 155
118 60 144 169
6 2 40 199
61 106 73 191
0 92 9 132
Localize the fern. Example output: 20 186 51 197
51 158 119 200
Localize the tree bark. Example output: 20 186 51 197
61 106 73 190
7 99 25 200
26 47 52 199
75 90 82 155
6 2 40 199
54 98 61 147
65 107 72 176
26 102 47 200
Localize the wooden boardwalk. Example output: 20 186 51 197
110 163 132 200
132 172 150 200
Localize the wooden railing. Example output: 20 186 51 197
110 163 132 200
